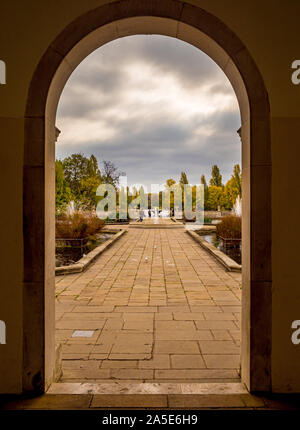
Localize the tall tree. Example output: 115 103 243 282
88 154 101 177
207 185 227 211
201 174 210 210
224 164 242 207
63 153 100 200
165 178 176 188
55 160 71 214
80 176 102 210
164 179 177 210
200 174 207 188
179 171 189 186
209 165 223 187
61 153 101 209
178 172 188 211
232 164 242 197
101 160 123 188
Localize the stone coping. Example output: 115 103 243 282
47 382 248 395
186 230 241 273
129 224 184 229
2 389 299 409
129 221 184 229
172 219 217 233
185 224 217 232
55 229 126 275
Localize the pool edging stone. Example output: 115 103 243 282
186 230 241 272
55 229 127 275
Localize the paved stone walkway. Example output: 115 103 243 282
55 226 241 383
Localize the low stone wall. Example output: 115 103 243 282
186 230 241 272
204 211 232 219
129 219 184 229
185 224 217 232
55 229 126 275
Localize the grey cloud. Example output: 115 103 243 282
58 68 125 119
195 110 241 134
69 64 124 94
56 35 241 187
58 35 227 120
56 121 240 186
57 91 95 118
123 35 222 86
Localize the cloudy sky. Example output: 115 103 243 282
56 35 241 190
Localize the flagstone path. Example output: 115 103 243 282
55 224 241 383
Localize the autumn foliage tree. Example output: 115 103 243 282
224 164 242 206
55 160 72 215
55 153 122 213
62 153 101 208
206 164 241 211
201 174 209 210
209 165 223 187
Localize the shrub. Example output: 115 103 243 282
216 215 241 239
56 212 105 239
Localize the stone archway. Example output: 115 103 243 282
24 0 271 393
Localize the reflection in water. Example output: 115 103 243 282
200 232 241 265
55 233 114 267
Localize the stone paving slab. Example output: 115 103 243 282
2 389 299 410
55 227 241 383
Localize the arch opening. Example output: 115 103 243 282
24 1 271 394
